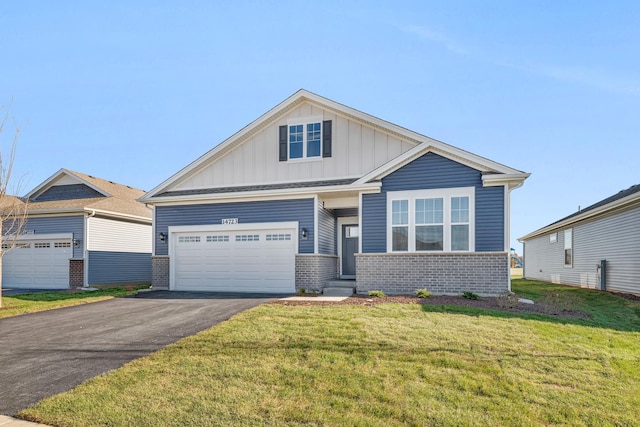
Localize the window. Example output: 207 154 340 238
279 118 332 161
266 233 292 241
564 229 572 267
178 236 201 243
289 122 321 159
34 242 50 249
549 233 557 243
235 234 259 242
206 235 229 243
415 198 444 250
391 199 409 251
55 242 71 248
388 188 474 252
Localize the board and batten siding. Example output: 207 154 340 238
172 102 417 190
155 198 315 256
361 152 505 253
523 205 640 294
87 217 152 253
10 215 85 258
87 251 151 284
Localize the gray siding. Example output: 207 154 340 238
362 152 505 253
87 251 151 284
362 193 387 253
155 198 315 255
10 216 85 258
476 186 505 251
32 184 104 201
523 205 640 294
317 206 336 255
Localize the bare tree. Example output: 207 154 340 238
0 103 28 308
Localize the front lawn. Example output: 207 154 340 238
0 286 147 319
20 280 640 426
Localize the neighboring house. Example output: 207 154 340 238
519 184 640 295
2 169 152 289
141 90 529 295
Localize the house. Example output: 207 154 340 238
519 184 640 295
140 90 529 296
2 169 152 289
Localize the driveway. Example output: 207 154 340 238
0 291 281 416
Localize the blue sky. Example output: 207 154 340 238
2 1 639 252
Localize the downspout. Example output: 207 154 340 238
83 210 96 287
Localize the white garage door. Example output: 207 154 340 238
2 238 72 289
172 225 296 293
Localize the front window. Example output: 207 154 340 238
415 198 443 251
391 199 409 251
387 188 474 252
289 121 322 159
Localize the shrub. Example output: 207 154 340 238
539 291 584 315
496 291 519 309
415 289 431 298
368 290 386 298
297 288 307 295
462 291 480 300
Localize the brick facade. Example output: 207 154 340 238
355 252 509 296
151 256 170 290
295 254 338 292
69 258 84 288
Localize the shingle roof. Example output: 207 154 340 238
156 178 359 198
520 183 640 241
22 170 151 220
547 184 640 227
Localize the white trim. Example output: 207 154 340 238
145 182 382 206
386 187 475 253
337 216 358 279
26 168 111 200
168 221 299 291
504 185 510 252
83 212 89 287
358 192 363 254
355 146 528 186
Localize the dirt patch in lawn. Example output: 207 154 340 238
272 294 590 319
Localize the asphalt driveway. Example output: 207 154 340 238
0 291 281 416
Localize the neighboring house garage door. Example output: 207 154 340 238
171 223 297 293
2 236 72 289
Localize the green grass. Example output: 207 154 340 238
0 286 147 319
20 280 640 426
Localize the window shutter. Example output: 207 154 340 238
278 125 288 161
322 120 332 158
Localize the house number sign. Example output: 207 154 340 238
221 218 239 225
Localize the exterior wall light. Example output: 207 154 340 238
300 228 308 239
159 232 168 242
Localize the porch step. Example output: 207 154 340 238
323 280 356 297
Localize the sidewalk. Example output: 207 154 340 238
0 415 48 426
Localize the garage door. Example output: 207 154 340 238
2 238 72 289
172 226 296 293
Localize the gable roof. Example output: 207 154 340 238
21 169 151 221
141 89 529 202
519 183 640 241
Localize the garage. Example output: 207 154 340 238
170 223 297 293
2 234 73 289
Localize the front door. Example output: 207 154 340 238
341 224 359 278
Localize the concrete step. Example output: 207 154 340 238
323 286 355 297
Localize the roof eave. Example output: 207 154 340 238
518 192 640 241
143 182 382 205
482 173 531 190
